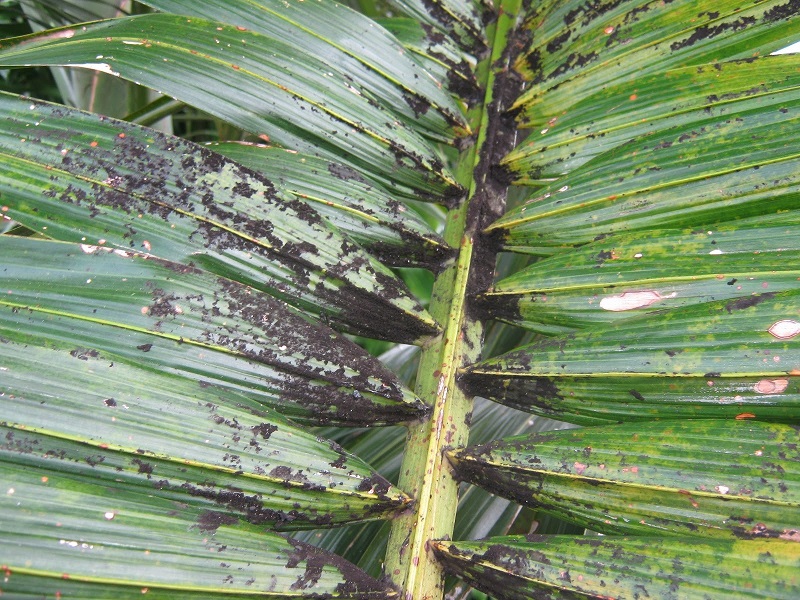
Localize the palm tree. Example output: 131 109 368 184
0 0 798 598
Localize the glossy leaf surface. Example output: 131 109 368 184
506 55 800 183
140 0 468 141
0 450 396 597
0 236 427 426
209 142 452 269
467 289 800 424
485 224 800 334
0 14 462 202
491 83 800 252
376 17 477 100
449 420 800 539
0 93 438 342
2 0 800 598
434 535 800 600
382 0 487 51
514 0 799 117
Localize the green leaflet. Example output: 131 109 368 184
490 83 800 252
0 14 462 202
0 93 438 342
433 536 800 600
209 142 452 269
139 0 468 142
375 18 478 101
448 420 800 540
465 289 800 424
0 236 427 425
514 0 800 114
381 0 487 52
0 453 396 597
484 225 800 334
505 55 800 183
0 415 408 530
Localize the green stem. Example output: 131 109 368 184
384 2 524 598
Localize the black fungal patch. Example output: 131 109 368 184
546 28 572 53
402 90 432 118
328 439 348 470
472 292 522 324
85 455 104 467
670 16 757 53
327 162 368 184
447 62 482 108
69 348 99 361
594 249 615 265
707 84 768 104
284 537 395 597
764 0 800 23
196 510 239 533
147 288 182 318
463 372 563 414
629 390 645 401
547 51 600 82
251 423 278 440
725 292 775 313
419 0 487 56
204 276 426 426
433 546 522 600
181 484 325 527
132 458 154 477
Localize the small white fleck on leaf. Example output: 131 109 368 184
72 63 120 76
715 485 730 495
709 248 723 255
768 320 800 340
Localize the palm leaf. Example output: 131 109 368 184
515 0 799 113
466 289 800 424
505 55 800 183
0 92 437 342
433 536 800 600
483 224 800 334
448 420 800 539
208 141 452 269
375 17 478 99
1 235 426 425
490 76 800 252
382 0 487 51
1 0 799 598
1 455 396 597
138 0 469 141
0 14 462 201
